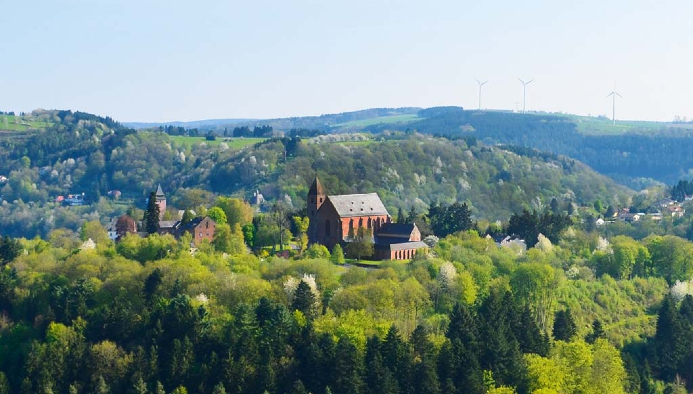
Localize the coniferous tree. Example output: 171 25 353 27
550 197 560 214
655 295 687 380
397 207 406 224
144 268 163 303
514 306 549 356
585 319 605 344
292 280 317 319
622 353 641 394
364 337 397 394
553 309 577 341
411 326 441 394
332 338 363 394
383 325 413 394
447 303 479 355
451 339 485 394
145 192 161 234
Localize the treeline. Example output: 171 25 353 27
671 179 693 202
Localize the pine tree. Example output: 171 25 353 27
550 197 560 214
447 303 479 355
382 326 411 394
515 306 549 356
622 353 641 394
292 280 317 319
365 337 397 394
95 376 110 394
132 376 148 394
450 339 485 394
212 383 226 394
655 295 686 380
332 338 364 394
145 192 161 234
411 326 440 394
553 309 577 341
397 207 406 224
585 319 605 344
144 268 163 303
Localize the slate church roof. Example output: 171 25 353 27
327 193 389 217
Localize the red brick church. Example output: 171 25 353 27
307 176 427 260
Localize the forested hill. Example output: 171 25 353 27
0 109 629 237
366 107 693 186
208 135 630 221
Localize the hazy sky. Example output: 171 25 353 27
3 0 692 122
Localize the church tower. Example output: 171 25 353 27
307 175 325 244
155 184 166 220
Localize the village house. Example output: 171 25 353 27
307 176 427 260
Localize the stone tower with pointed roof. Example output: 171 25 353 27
155 183 166 220
307 175 325 243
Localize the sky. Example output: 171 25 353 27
2 0 693 122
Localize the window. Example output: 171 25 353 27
320 198 323 203
325 220 331 237
368 218 372 229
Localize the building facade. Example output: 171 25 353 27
307 176 427 260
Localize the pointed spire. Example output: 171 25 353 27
156 183 164 197
308 175 324 196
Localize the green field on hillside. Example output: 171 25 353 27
170 136 266 149
335 114 419 128
0 115 52 131
570 115 684 135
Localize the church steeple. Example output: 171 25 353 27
307 175 326 244
308 175 325 198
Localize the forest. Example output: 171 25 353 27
366 107 693 186
3 210 693 393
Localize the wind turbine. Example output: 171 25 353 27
474 78 488 110
518 78 534 113
607 90 623 125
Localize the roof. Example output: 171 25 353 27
327 193 389 217
179 216 215 232
376 241 428 251
156 183 165 197
377 223 416 238
159 220 179 229
308 176 325 196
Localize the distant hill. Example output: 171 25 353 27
123 118 256 129
0 109 630 238
362 107 693 187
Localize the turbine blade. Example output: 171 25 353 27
616 92 623 98
527 79 534 85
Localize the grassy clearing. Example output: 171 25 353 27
570 115 676 135
0 115 52 132
170 136 266 149
335 114 419 128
